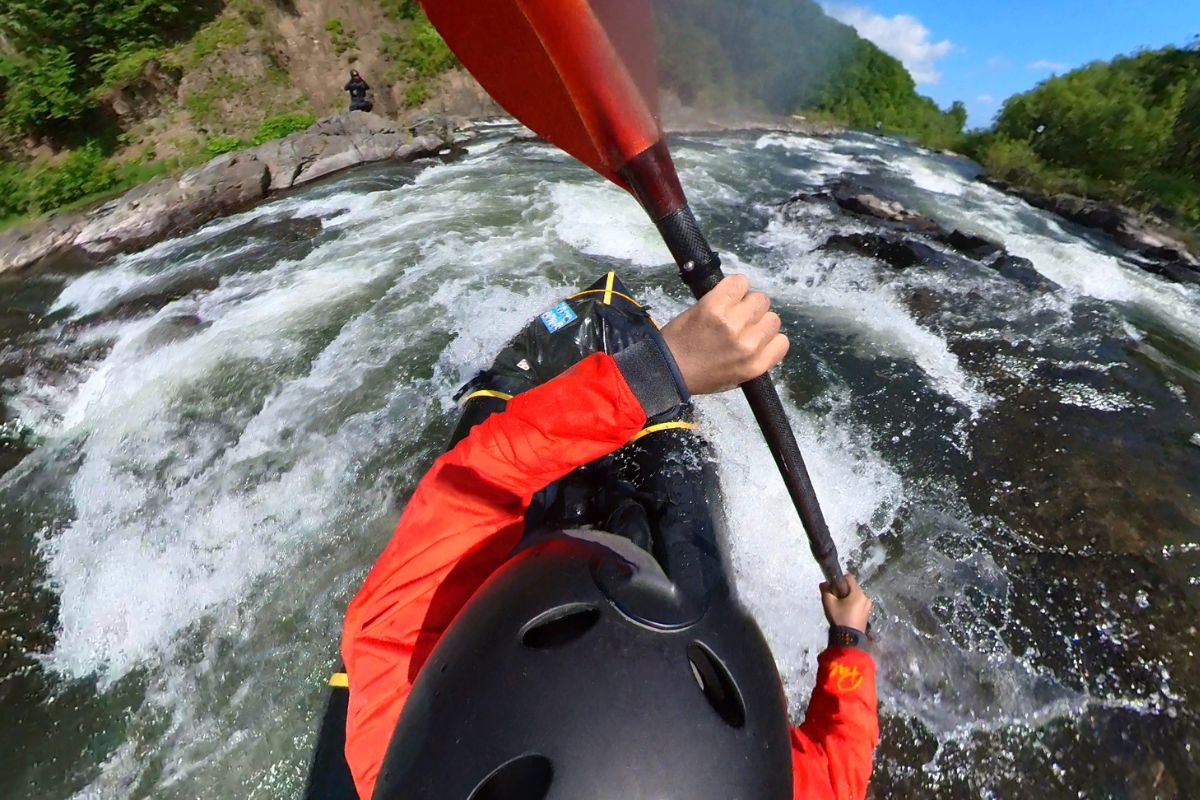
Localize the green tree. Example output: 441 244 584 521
0 0 220 138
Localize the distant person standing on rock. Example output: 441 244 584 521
345 69 373 113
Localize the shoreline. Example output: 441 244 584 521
0 112 464 277
0 109 837 278
0 111 1194 279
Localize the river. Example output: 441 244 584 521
2 124 1198 798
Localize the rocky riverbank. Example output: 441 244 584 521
782 176 1200 289
979 176 1199 277
0 112 462 276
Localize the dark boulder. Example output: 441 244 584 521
987 255 1058 292
785 182 1007 262
822 233 948 270
0 112 457 274
937 229 1006 260
980 176 1198 269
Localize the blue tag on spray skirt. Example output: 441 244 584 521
540 302 578 333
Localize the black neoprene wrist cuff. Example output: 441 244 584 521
829 625 869 651
613 338 689 418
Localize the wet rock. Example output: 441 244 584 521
938 229 1005 260
72 155 271 260
0 112 454 274
981 177 1199 270
822 232 948 270
784 182 1008 262
827 184 938 234
838 191 914 223
987 254 1058 292
0 216 89 274
253 112 446 191
97 59 182 127
1136 258 1200 286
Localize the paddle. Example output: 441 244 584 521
418 0 850 597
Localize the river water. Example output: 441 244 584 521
2 124 1198 799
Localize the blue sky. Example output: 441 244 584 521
821 1 1198 127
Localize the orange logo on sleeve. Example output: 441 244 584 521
827 662 864 694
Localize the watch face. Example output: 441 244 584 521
832 629 860 647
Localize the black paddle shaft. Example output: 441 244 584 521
655 205 850 598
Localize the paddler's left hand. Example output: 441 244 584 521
661 275 790 395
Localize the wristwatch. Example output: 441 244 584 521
828 625 869 651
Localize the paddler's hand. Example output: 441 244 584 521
820 574 872 632
661 275 789 395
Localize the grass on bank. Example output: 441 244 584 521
958 133 1200 234
0 112 317 229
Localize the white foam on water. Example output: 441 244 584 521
754 132 869 182
886 152 1200 347
548 181 672 266
638 290 902 704
40 262 403 680
705 389 904 704
52 189 386 318
752 219 992 414
51 241 258 318
891 154 967 197
13 127 1188 799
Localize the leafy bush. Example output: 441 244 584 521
93 47 166 96
0 148 175 223
0 0 223 137
404 83 430 108
1134 172 1200 228
187 16 251 68
251 112 316 145
203 136 245 158
0 162 32 221
401 19 457 77
0 47 92 132
381 0 421 22
325 18 353 56
985 44 1200 227
976 137 1045 183
29 144 118 213
995 60 1187 183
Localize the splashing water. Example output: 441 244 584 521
2 127 1198 799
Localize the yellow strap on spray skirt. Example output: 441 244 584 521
630 421 698 444
461 389 514 405
329 672 349 689
567 289 643 308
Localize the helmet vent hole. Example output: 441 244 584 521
468 754 553 800
521 604 600 649
687 643 746 729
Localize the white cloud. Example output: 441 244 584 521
1028 59 1068 72
976 94 996 105
987 56 1014 70
824 4 955 84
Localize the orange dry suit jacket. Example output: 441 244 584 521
340 348 880 800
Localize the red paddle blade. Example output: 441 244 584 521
419 0 662 192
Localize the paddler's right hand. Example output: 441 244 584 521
661 275 790 395
820 574 872 632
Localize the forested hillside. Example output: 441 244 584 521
656 0 967 146
967 43 1200 229
0 0 967 225
0 0 471 222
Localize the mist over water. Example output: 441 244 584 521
2 126 1198 799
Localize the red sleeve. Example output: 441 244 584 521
339 353 647 800
789 647 880 800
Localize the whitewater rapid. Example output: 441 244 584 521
4 125 1198 799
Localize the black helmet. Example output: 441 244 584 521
373 530 794 800
350 69 360 78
